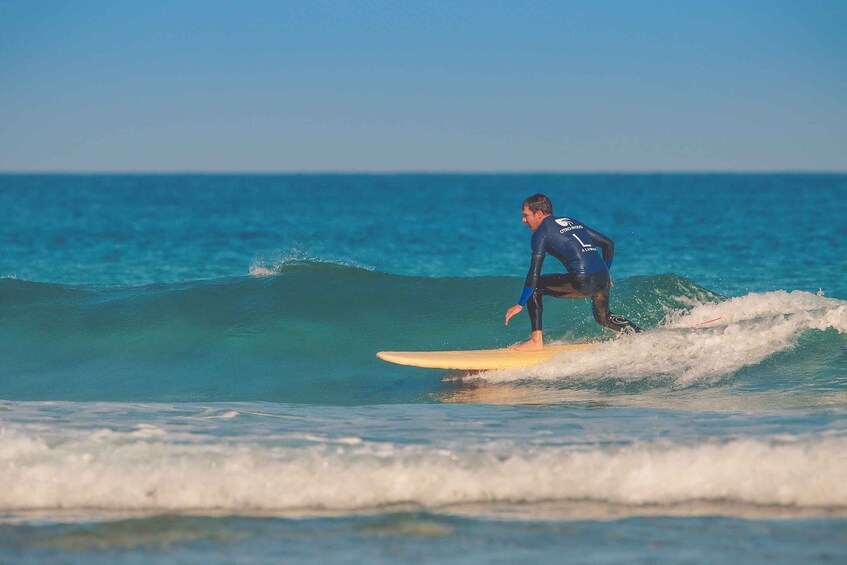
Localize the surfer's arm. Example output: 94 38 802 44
585 226 614 269
519 253 545 306
505 233 546 325
506 254 544 325
506 253 543 325
517 230 547 306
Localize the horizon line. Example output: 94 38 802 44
2 170 846 176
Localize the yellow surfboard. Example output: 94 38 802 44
376 343 594 371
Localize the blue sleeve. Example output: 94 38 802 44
518 230 546 305
583 225 614 269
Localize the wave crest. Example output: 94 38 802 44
484 290 847 387
249 252 374 277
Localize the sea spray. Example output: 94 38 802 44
483 290 847 387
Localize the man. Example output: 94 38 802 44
504 193 639 350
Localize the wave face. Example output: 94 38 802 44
1 263 844 404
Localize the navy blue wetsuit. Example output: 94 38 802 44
518 215 639 333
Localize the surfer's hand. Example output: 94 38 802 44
504 304 523 325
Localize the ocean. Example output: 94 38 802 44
1 173 845 563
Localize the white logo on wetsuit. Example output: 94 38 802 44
556 217 584 233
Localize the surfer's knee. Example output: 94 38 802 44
532 286 545 302
527 291 543 314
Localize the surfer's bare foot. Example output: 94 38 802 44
510 339 543 351
510 331 544 351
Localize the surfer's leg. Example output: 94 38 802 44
513 275 589 351
525 285 545 332
513 291 545 351
526 274 587 331
590 288 641 333
538 274 589 299
513 275 580 351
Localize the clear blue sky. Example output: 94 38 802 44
1 0 845 172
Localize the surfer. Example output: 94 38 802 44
504 193 639 350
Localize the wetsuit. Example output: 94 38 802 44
518 215 639 333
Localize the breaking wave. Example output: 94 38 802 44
0 264 843 402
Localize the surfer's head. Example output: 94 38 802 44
521 193 553 230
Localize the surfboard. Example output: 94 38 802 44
376 343 594 371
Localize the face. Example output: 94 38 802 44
521 206 546 231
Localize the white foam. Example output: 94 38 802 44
248 265 276 277
1 426 845 512
486 290 847 386
195 408 241 420
248 249 374 277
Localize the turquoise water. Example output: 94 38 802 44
1 174 845 562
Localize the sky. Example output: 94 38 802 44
0 0 845 172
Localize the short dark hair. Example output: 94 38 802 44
522 193 553 215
